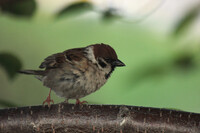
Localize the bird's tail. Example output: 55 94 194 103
18 70 45 75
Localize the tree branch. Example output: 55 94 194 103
0 103 200 133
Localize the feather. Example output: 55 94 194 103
18 70 45 75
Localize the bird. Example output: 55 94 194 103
19 43 125 106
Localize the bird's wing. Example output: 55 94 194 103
39 48 85 69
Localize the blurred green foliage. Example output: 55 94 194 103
0 99 18 107
101 9 121 22
173 3 200 36
173 54 194 69
0 1 200 113
57 2 93 18
0 0 36 17
0 53 22 79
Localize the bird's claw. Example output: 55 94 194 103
76 99 88 105
43 95 54 107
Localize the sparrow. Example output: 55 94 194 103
19 43 125 106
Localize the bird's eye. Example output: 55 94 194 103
104 58 113 63
98 59 107 68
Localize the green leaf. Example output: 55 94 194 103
0 0 36 17
173 4 200 36
102 9 121 22
173 53 194 69
0 53 22 80
57 2 93 18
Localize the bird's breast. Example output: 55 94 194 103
43 64 108 99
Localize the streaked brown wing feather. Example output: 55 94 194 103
39 48 85 69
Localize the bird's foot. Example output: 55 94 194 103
43 89 54 107
76 99 88 105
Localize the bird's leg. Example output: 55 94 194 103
43 88 54 107
76 99 88 105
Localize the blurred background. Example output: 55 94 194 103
0 0 200 113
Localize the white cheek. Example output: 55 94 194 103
85 46 97 64
104 65 112 74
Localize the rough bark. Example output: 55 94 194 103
0 103 200 133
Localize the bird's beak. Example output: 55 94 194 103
112 59 125 67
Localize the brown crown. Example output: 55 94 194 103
90 43 118 60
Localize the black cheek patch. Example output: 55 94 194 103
105 66 115 79
98 59 107 68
